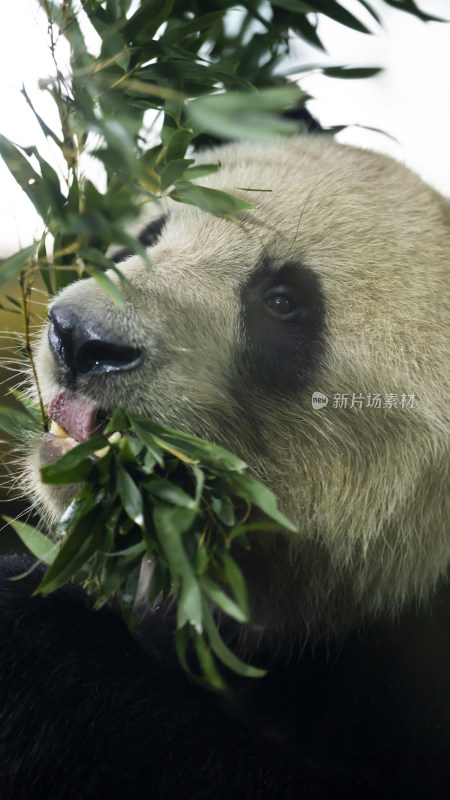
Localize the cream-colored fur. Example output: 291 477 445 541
29 136 450 643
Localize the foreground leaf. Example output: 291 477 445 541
3 517 57 565
32 409 296 682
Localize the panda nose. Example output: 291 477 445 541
48 306 143 377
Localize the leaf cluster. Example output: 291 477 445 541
6 408 296 688
1 0 439 300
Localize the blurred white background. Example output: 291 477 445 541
0 0 449 257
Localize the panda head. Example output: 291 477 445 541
28 136 450 644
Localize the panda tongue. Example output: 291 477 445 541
48 393 100 443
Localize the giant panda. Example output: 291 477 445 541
0 136 449 799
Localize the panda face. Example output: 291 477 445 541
28 136 450 642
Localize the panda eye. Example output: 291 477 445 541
265 287 299 320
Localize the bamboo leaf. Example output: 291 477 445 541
199 575 248 622
202 599 266 678
192 630 227 691
323 66 382 79
40 437 106 483
188 87 304 143
82 262 126 309
165 127 193 161
115 462 144 526
271 0 373 34
160 158 194 192
3 517 57 565
147 478 197 509
37 511 107 595
0 405 42 436
226 472 298 531
0 243 39 286
170 181 254 218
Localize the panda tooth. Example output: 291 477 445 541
50 420 70 439
93 432 121 459
93 445 110 459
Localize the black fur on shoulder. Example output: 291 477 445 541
1 555 450 799
0 555 375 799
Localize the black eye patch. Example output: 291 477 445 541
237 261 326 396
111 214 168 263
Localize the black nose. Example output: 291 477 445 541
48 306 143 377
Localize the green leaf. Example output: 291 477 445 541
4 294 22 310
202 599 266 678
199 575 248 622
154 512 203 631
184 163 221 180
0 406 42 437
20 85 63 147
0 302 20 315
40 437 107 484
82 261 126 309
0 243 39 286
160 158 194 192
120 417 165 468
23 144 66 208
209 493 236 527
37 510 107 595
382 0 445 23
228 520 287 542
161 10 226 46
127 412 247 471
102 541 147 560
153 502 197 537
115 462 144 526
170 181 254 218
9 392 42 424
271 0 372 34
3 517 57 565
119 562 141 627
177 567 203 632
192 629 227 691
56 492 96 536
0 135 47 219
226 472 298 531
290 12 325 51
358 0 382 25
146 478 197 509
165 127 193 161
97 543 145 604
191 466 205 506
105 407 130 433
188 87 304 143
123 0 175 42
146 556 171 605
323 66 382 79
221 553 249 618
